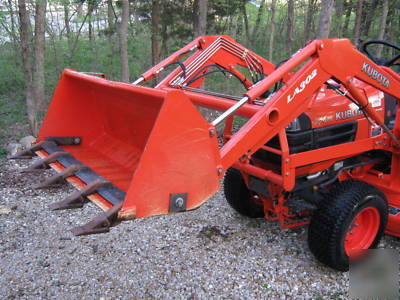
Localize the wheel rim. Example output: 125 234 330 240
344 206 380 258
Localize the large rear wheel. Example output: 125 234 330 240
223 168 264 218
308 180 387 271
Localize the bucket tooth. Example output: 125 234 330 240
49 179 110 210
10 140 57 159
20 151 67 173
71 202 123 236
33 164 88 189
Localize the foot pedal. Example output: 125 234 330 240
71 202 123 236
49 179 110 210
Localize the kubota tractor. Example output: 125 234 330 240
12 36 400 271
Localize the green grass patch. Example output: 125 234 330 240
0 96 27 127
0 93 27 149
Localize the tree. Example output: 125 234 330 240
240 0 250 42
33 0 47 122
360 0 379 40
17 0 36 133
376 0 389 57
342 0 353 37
352 0 363 46
251 0 266 42
118 0 129 82
304 0 317 42
151 0 160 69
63 0 72 52
316 0 334 39
334 0 345 37
194 0 208 37
268 0 277 61
17 0 47 135
287 0 294 55
5 0 19 58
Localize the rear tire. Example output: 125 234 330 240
308 180 387 271
223 168 264 218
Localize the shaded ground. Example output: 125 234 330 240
1 122 399 299
0 157 353 299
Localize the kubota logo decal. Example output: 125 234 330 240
335 109 363 120
361 62 390 88
287 69 317 103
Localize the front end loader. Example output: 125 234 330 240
12 36 400 271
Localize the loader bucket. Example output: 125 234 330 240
28 69 221 234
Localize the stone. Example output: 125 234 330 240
19 136 36 149
6 143 22 156
0 205 12 215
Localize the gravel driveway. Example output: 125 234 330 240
1 156 398 299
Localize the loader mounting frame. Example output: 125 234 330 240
13 36 400 242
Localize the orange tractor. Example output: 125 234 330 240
13 36 400 271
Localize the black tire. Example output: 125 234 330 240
223 168 264 218
308 180 388 271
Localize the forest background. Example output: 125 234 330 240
0 0 399 156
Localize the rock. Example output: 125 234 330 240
0 205 12 215
19 136 36 149
6 143 22 156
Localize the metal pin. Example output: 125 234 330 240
132 77 144 85
212 96 249 126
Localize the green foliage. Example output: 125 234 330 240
0 91 27 150
0 147 6 158
0 0 399 136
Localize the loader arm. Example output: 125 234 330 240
221 39 400 175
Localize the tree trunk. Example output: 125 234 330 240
151 0 160 65
160 23 169 59
316 0 334 39
251 0 266 42
287 0 294 56
240 0 250 42
387 8 398 58
234 14 242 39
32 0 46 135
360 0 378 40
151 0 161 84
376 0 389 58
334 0 344 37
63 0 71 53
193 0 208 37
268 0 277 61
6 0 19 59
107 0 115 31
343 0 353 37
352 0 363 46
18 0 36 134
107 0 116 77
118 0 129 82
304 0 317 43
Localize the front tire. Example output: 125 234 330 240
308 180 387 271
223 168 264 218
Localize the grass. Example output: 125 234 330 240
0 94 27 157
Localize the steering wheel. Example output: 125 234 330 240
361 40 400 67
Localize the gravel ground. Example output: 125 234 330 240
1 156 399 299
